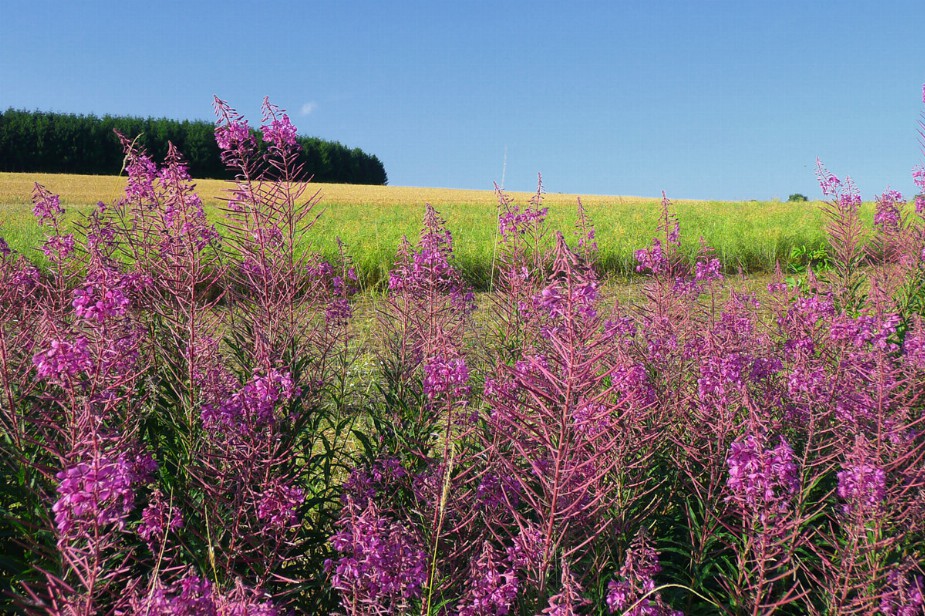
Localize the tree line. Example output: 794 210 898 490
0 109 388 184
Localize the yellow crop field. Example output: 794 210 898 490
0 172 851 290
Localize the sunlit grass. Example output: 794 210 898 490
0 172 867 290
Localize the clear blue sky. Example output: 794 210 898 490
2 0 923 200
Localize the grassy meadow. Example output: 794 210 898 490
0 172 857 290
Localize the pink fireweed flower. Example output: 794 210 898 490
540 279 599 322
135 574 278 616
214 588 280 616
836 462 886 516
635 238 668 275
201 370 295 429
541 560 589 615
388 205 475 314
697 352 749 407
498 204 548 239
123 153 158 202
816 159 842 197
53 454 138 539
457 542 519 616
261 113 299 149
725 434 800 513
570 401 612 437
131 571 217 616
260 97 300 150
33 337 93 383
423 355 470 399
215 119 253 151
327 502 429 608
874 189 904 232
829 313 901 352
914 166 925 194
476 472 521 510
913 167 925 216
256 480 305 531
41 233 75 263
342 457 407 507
72 284 130 323
32 190 64 224
903 320 925 369
817 161 861 214
695 256 723 283
138 490 184 551
881 562 925 616
506 523 544 575
606 531 680 616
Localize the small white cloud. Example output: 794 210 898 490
300 101 318 116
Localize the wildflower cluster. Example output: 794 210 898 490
4 85 925 615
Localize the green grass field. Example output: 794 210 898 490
0 172 862 290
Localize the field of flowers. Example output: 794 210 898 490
0 172 842 292
1 94 924 615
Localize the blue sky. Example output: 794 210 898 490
2 0 923 200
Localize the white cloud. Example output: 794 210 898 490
300 101 318 116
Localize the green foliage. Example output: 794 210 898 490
788 193 809 202
0 109 387 184
787 243 831 275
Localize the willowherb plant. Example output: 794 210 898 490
332 202 483 614
606 530 680 616
485 177 551 363
7 84 925 616
482 231 662 605
814 160 868 311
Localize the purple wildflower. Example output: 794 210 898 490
261 114 298 149
541 560 589 615
256 480 304 531
695 257 723 283
505 523 544 575
138 490 183 551
725 434 800 513
874 189 904 232
837 462 887 516
41 233 75 263
215 119 253 151
457 542 519 616
903 320 925 369
423 355 470 399
131 572 218 616
214 581 280 616
342 457 407 507
123 153 158 202
476 472 521 510
881 563 925 616
53 454 137 539
72 283 130 323
606 530 680 616
33 337 93 383
202 370 295 429
635 238 668 275
327 502 428 610
33 190 64 224
499 204 548 240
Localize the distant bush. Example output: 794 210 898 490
0 108 387 184
788 193 809 202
